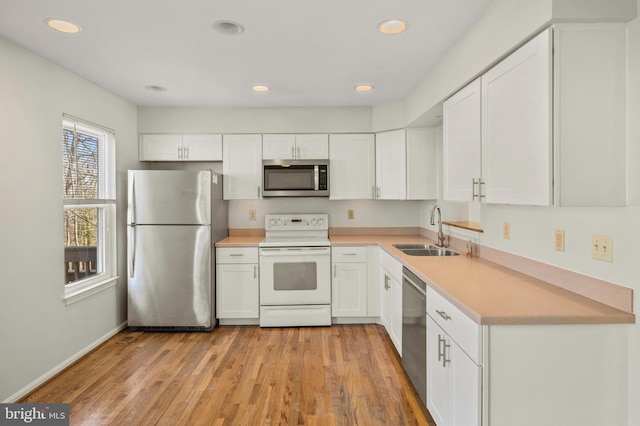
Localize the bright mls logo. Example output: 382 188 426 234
0 404 69 425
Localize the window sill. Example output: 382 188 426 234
63 275 120 306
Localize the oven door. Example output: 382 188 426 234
259 246 331 305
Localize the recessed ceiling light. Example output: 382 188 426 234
45 18 82 34
145 85 168 92
213 20 245 35
377 19 408 35
354 85 374 93
252 85 270 92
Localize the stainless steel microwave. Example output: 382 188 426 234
262 160 329 197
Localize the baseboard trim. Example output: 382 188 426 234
4 321 128 403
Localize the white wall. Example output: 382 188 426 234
0 36 138 401
137 106 372 134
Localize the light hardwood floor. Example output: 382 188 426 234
21 324 435 425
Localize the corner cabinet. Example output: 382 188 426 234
139 134 222 161
375 129 437 200
443 24 627 206
329 134 375 200
426 286 628 426
222 134 262 200
216 247 259 322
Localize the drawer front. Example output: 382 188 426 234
427 286 481 364
379 249 403 282
332 246 367 263
216 247 259 263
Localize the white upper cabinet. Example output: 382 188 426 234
443 25 627 207
443 78 482 202
375 129 407 200
222 134 262 200
375 129 437 200
262 134 328 159
329 134 375 200
482 29 552 206
139 134 222 161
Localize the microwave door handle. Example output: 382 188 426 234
314 165 319 190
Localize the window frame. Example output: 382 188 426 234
62 115 119 305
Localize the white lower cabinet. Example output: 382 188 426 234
426 286 628 426
216 248 259 320
427 316 481 426
379 249 402 355
331 247 368 317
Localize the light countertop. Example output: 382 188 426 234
216 235 635 326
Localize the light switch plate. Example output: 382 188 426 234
249 210 257 221
592 234 613 263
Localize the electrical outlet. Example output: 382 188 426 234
554 229 565 252
592 234 613 263
348 209 355 220
503 222 510 240
249 210 256 221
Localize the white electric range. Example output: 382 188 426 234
258 214 331 327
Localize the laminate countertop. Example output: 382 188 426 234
216 235 635 326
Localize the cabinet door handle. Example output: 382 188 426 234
254 265 257 279
443 339 451 367
297 146 301 158
376 186 381 199
437 334 444 362
184 146 189 159
436 310 451 321
229 254 244 257
472 178 478 201
333 264 337 278
178 146 183 160
291 146 295 158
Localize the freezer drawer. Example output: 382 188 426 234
128 225 212 328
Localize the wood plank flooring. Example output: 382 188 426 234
20 324 435 425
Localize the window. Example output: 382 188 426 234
62 114 118 304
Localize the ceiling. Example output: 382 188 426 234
0 0 492 107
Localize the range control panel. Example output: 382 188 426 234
265 214 328 231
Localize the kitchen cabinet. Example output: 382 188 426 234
482 29 552 206
379 249 402 355
139 134 222 161
427 288 481 426
443 24 627 206
375 129 437 200
442 78 482 202
262 134 328 159
216 247 259 321
331 247 368 317
329 134 375 200
222 134 262 200
425 286 628 426
375 129 406 200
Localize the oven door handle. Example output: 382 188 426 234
260 248 330 257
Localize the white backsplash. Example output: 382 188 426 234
229 199 422 229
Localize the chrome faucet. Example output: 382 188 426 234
430 205 446 248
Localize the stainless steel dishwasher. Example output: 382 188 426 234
402 267 427 407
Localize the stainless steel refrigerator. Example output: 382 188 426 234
127 169 228 331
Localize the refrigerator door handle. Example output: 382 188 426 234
130 173 136 225
129 225 136 278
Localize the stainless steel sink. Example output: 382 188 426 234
393 244 459 257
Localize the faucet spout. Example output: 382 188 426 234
430 205 446 248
